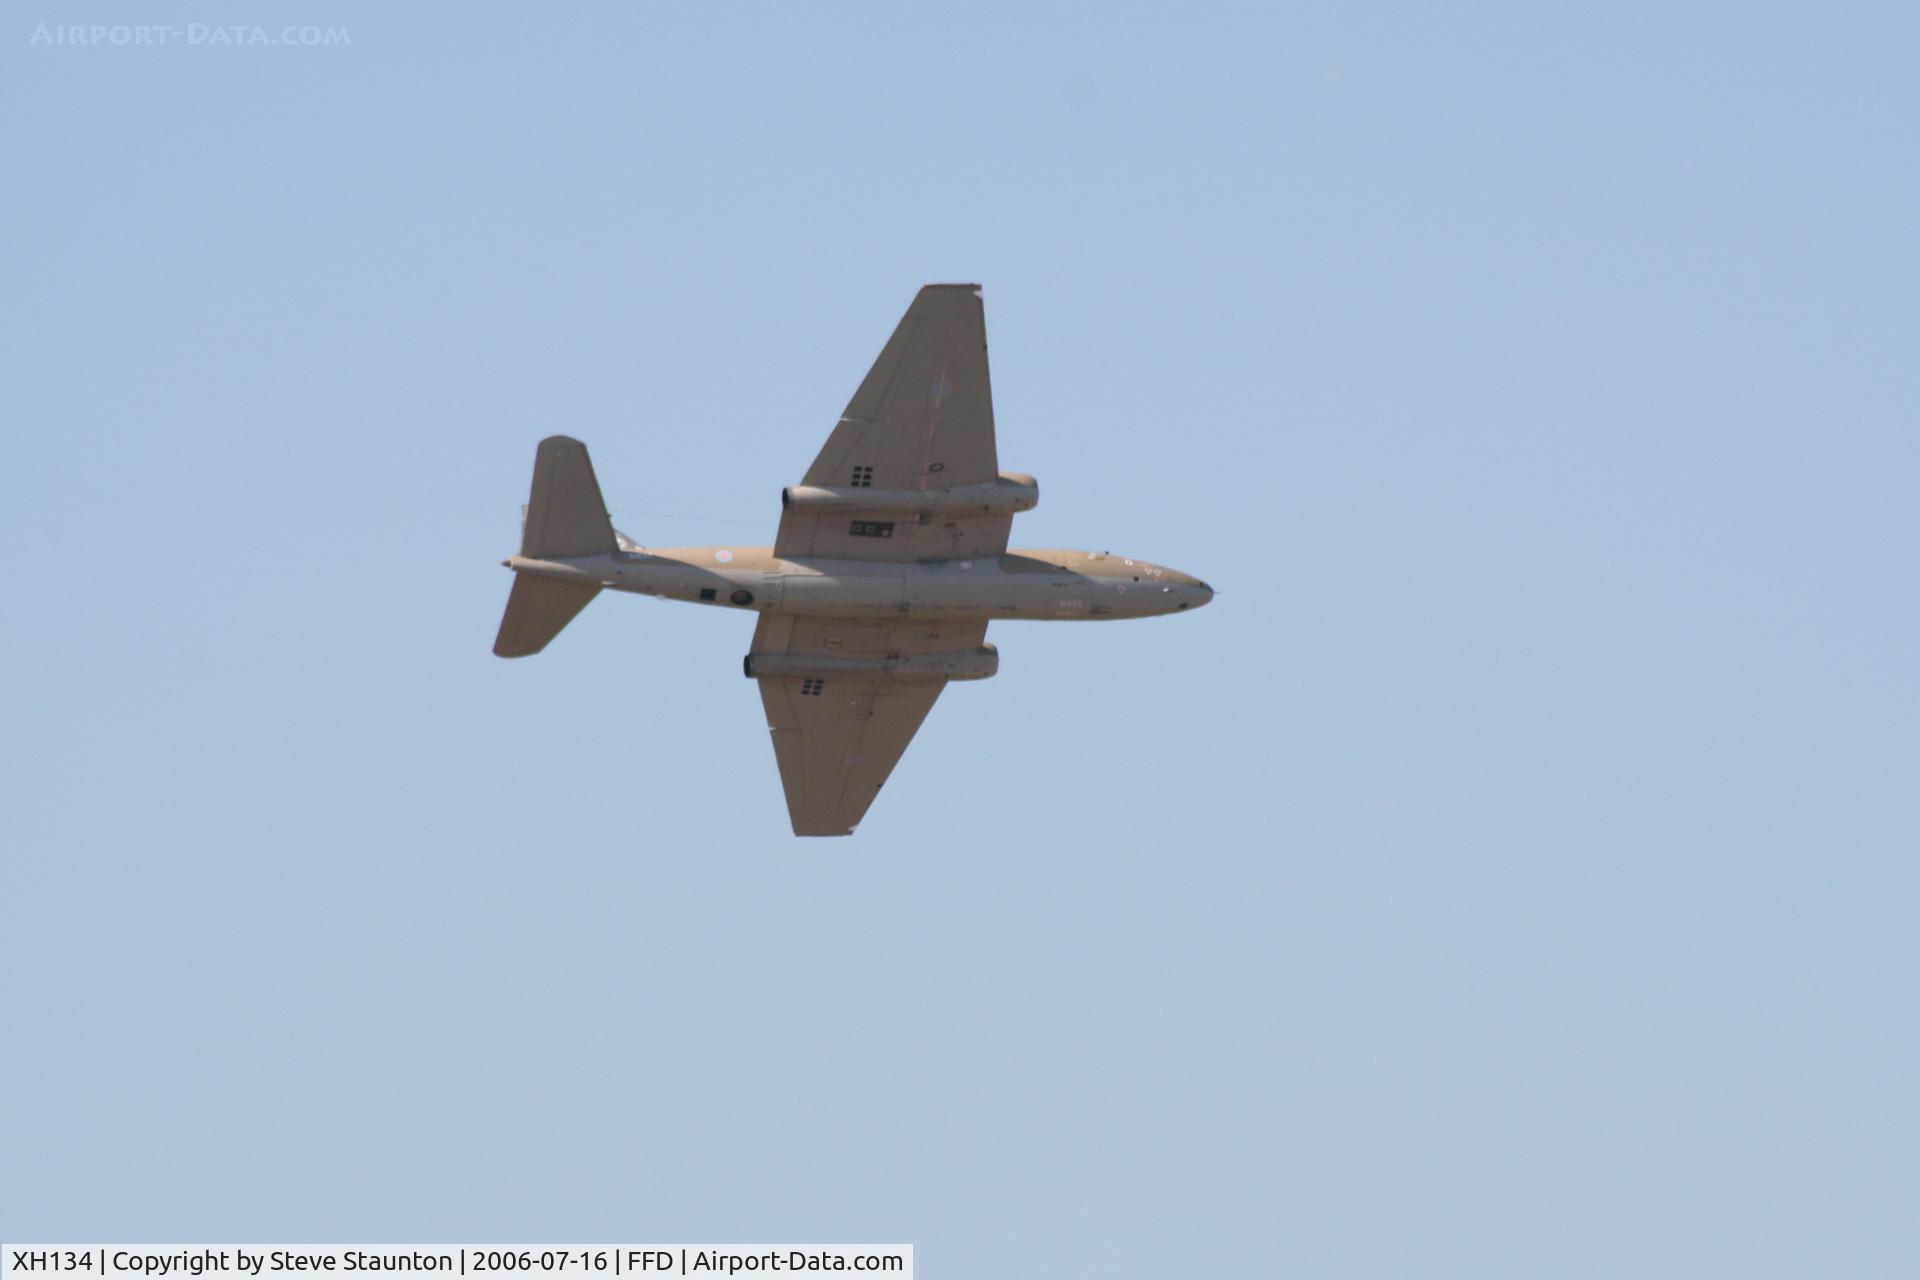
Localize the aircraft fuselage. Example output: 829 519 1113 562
505 546 1213 621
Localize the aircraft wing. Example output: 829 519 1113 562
751 612 989 836
776 284 1011 562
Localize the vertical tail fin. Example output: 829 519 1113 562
493 436 615 658
520 435 615 558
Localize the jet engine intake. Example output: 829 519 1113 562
743 644 998 682
781 473 1038 515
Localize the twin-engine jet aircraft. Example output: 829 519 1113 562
493 285 1212 835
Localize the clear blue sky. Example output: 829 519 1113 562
4 3 1915 1274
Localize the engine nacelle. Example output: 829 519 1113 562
781 472 1038 516
743 643 998 682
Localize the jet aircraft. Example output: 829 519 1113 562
494 285 1212 835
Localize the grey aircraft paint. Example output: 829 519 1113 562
503 546 1213 622
494 285 1211 834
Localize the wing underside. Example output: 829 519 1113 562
753 613 988 836
776 284 1009 563
756 286 1008 834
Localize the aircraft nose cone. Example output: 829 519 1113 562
1175 580 1213 612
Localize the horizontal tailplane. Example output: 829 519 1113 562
493 575 599 658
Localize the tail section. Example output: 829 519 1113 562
493 576 600 657
493 436 616 658
520 435 616 558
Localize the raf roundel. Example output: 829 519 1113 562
714 549 734 563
